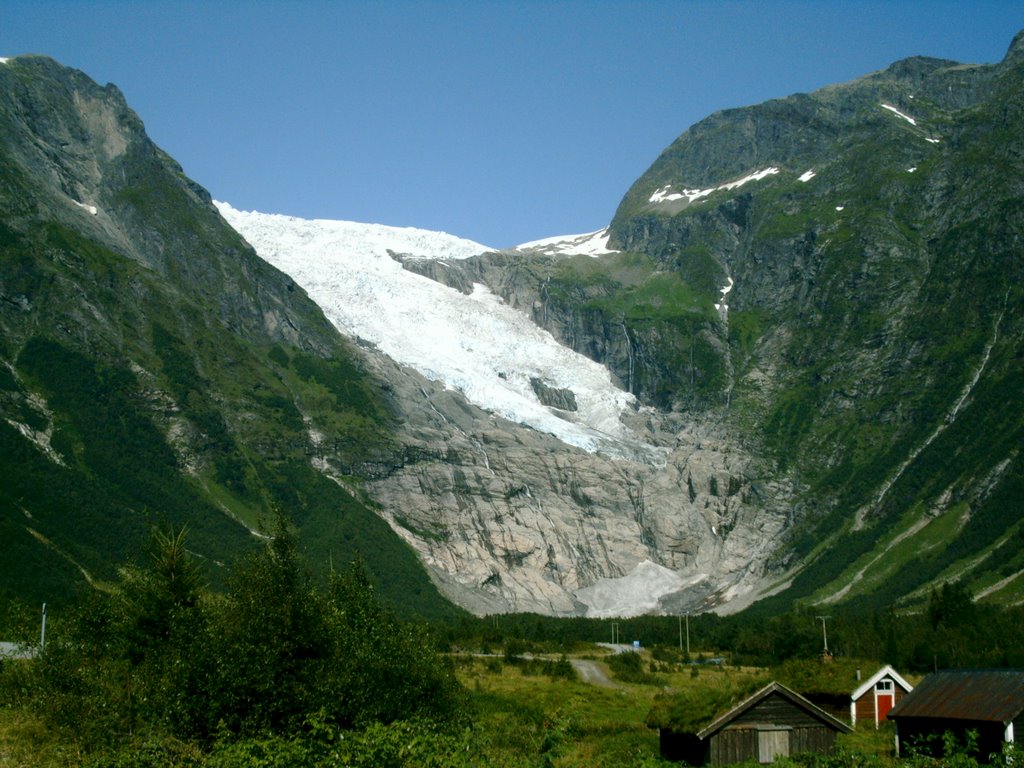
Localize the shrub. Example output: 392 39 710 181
606 651 666 686
16 522 464 754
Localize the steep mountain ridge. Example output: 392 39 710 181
0 56 457 617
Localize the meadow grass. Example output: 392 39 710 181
454 648 767 767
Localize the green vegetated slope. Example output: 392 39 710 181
590 33 1024 611
0 56 459 618
540 250 728 409
449 247 727 410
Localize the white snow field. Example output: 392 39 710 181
515 228 619 257
217 202 661 461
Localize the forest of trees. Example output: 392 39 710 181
434 581 1024 673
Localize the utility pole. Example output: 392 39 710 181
612 622 619 645
40 603 46 649
679 614 690 655
815 615 831 656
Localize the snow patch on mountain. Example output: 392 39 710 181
881 103 917 125
719 166 780 190
714 277 734 321
798 169 816 182
649 184 694 203
574 560 699 617
515 228 618 257
217 202 664 462
649 167 780 205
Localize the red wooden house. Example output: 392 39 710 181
850 665 913 728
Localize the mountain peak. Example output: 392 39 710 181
1006 28 1024 64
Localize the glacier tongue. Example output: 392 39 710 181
217 202 663 462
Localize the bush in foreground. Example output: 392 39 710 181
3 522 462 756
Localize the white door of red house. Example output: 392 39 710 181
875 679 895 724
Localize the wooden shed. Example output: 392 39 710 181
653 682 853 765
888 669 1024 760
851 665 913 728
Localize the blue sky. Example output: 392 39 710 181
2 1 1022 247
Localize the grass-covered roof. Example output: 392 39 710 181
645 676 770 732
773 657 882 696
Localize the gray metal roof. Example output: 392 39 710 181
888 669 1024 724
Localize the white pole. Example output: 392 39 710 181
40 603 47 649
816 615 830 653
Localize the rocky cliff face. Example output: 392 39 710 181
358 349 794 615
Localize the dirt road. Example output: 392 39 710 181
570 659 624 689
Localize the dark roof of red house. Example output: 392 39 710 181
888 669 1024 724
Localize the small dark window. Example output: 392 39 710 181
876 679 893 692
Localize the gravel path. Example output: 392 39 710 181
570 659 624 689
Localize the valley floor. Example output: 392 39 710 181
1 646 905 768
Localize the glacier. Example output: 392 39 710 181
216 202 663 462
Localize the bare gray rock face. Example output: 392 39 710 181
340 351 792 616
530 377 578 412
